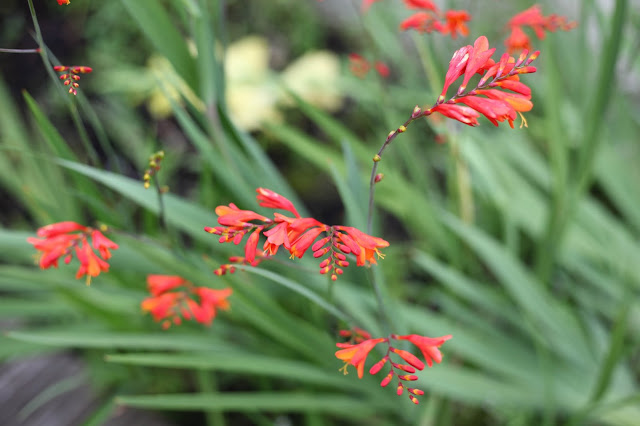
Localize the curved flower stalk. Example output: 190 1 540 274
335 328 452 404
505 4 577 53
141 275 232 329
27 221 119 285
367 35 539 232
205 188 389 281
53 65 93 95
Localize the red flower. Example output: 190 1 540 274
207 188 388 282
505 5 577 53
400 12 444 34
423 36 538 127
57 0 70 4
393 334 452 367
141 275 232 329
442 10 471 39
336 330 452 404
403 0 438 12
256 187 300 218
427 103 480 127
28 221 118 285
335 337 387 378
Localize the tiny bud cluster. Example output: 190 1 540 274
53 65 92 95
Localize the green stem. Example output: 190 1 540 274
153 177 167 231
26 0 99 165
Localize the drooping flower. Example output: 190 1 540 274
400 12 444 34
336 337 387 378
423 36 539 128
441 10 471 39
53 65 92 95
504 5 577 53
399 2 472 40
28 221 119 285
141 274 232 329
335 329 452 404
403 0 438 12
206 188 388 282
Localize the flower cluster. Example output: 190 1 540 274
349 53 390 79
141 275 232 329
205 188 389 281
335 328 452 404
505 5 577 52
27 221 118 285
53 65 92 95
143 150 166 190
400 0 471 39
419 36 538 128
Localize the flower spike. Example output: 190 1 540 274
28 222 118 285
207 188 388 281
141 274 232 329
335 329 452 404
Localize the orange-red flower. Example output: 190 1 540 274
28 221 119 285
400 12 444 34
53 65 92 95
504 5 577 53
399 2 472 39
57 0 70 4
441 10 471 39
335 329 452 404
424 36 539 128
207 188 388 281
336 337 387 378
141 274 232 329
403 0 438 12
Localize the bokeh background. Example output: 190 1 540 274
1 0 639 425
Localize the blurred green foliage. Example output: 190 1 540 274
1 0 639 425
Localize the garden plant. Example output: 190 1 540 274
0 0 638 425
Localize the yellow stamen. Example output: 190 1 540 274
518 112 528 128
339 362 350 375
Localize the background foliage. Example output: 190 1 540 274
1 0 639 425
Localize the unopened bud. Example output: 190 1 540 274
398 125 406 133
411 105 422 118
524 51 540 66
144 182 150 189
374 173 384 183
373 154 381 162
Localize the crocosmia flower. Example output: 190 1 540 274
206 188 389 281
141 275 232 329
335 328 452 404
423 36 539 128
27 221 119 285
504 4 577 52
57 0 70 4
